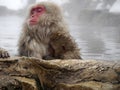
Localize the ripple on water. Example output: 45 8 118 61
0 16 120 60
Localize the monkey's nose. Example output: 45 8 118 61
31 15 35 17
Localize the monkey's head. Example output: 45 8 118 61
26 2 63 29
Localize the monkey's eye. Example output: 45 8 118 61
37 8 42 12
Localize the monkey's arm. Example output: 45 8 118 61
50 31 82 59
0 48 10 58
18 28 31 57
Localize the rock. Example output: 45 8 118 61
0 57 120 90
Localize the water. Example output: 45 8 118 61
69 24 120 60
0 15 23 55
0 15 120 60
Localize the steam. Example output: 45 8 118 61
0 0 25 10
36 0 69 5
110 0 120 13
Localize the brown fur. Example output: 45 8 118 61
18 2 82 60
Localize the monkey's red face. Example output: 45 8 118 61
29 6 45 25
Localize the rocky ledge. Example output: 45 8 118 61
0 57 120 90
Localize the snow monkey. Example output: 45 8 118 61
0 2 82 60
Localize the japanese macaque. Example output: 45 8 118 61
0 2 82 60
0 48 10 58
18 2 82 60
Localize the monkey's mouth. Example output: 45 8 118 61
29 21 38 25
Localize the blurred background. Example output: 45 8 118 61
0 0 120 60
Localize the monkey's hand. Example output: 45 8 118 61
0 48 10 58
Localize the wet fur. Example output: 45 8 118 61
18 2 82 59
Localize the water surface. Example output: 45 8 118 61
0 16 120 60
